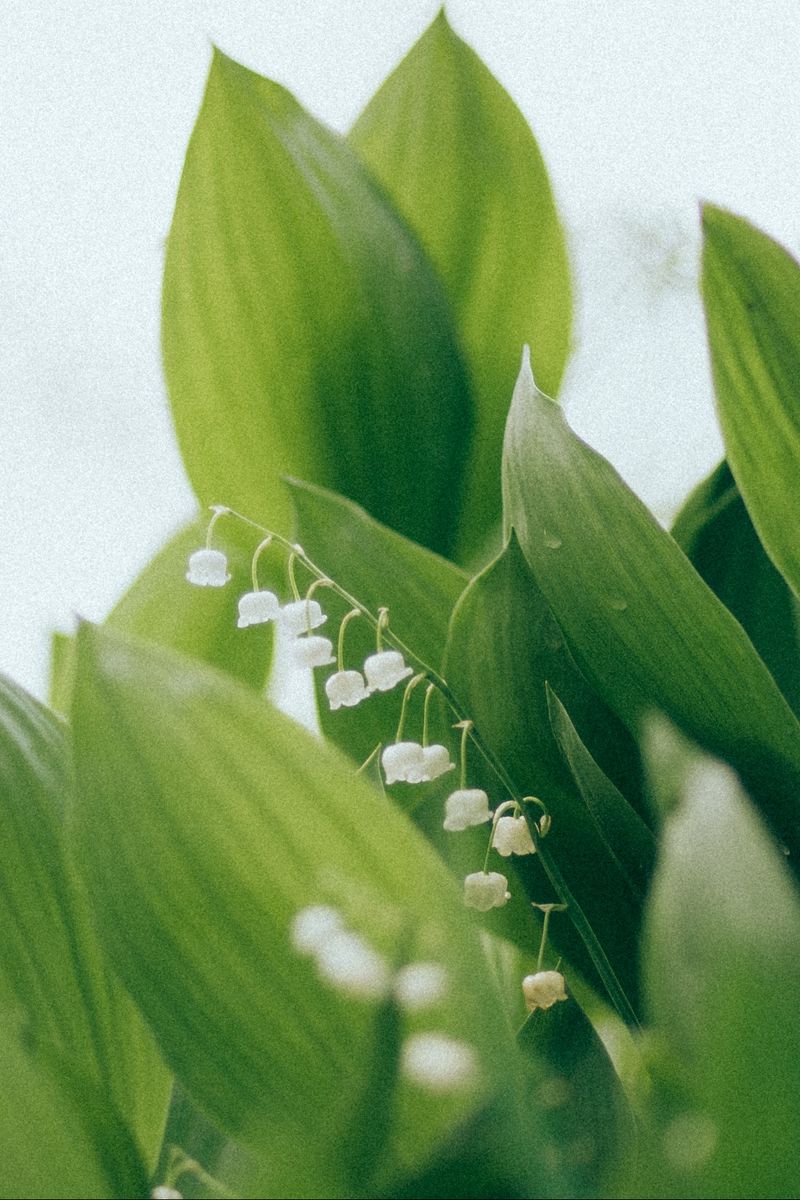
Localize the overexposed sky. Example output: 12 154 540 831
2 1 799 697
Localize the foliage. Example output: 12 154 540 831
6 10 800 1198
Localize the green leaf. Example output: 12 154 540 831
502 353 800 863
643 740 800 1198
443 536 644 1024
702 205 800 598
0 674 169 1162
69 623 547 1190
0 1021 148 1200
518 996 632 1195
672 460 800 715
350 11 571 562
163 48 472 557
546 685 656 902
287 477 467 766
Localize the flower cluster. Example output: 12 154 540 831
186 533 416 712
188 504 567 1024
291 904 476 1093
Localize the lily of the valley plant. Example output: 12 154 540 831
4 10 800 1200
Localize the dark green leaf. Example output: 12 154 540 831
518 995 632 1195
546 685 656 901
443 536 644 1023
70 624 541 1189
350 11 571 562
502 353 800 862
672 460 800 715
643 736 800 1198
702 205 800 598
0 674 169 1162
163 48 472 556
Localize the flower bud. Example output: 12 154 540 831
382 741 425 784
291 636 335 669
185 548 230 587
401 1033 477 1092
325 669 369 710
363 650 413 693
237 589 280 627
493 815 536 857
394 962 448 1012
443 788 492 831
463 870 511 911
522 970 568 1011
280 598 327 635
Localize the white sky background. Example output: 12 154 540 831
1 0 799 699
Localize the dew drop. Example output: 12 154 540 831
543 531 562 549
609 597 628 612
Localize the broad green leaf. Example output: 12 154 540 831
643 741 800 1198
702 205 800 598
502 353 800 863
70 624 554 1192
0 673 169 1162
0 1022 147 1200
350 11 571 562
163 48 472 557
672 460 800 715
443 536 644 1024
518 996 632 1196
546 685 656 901
287 477 467 767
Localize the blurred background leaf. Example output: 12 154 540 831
70 624 559 1195
0 673 169 1166
0 1021 148 1200
636 728 800 1198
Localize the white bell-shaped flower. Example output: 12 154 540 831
463 870 511 911
186 548 230 587
237 589 280 628
401 1033 477 1092
280 598 327 636
443 788 492 832
325 669 369 710
151 1188 183 1200
416 744 456 782
493 815 536 857
382 741 425 785
394 962 448 1012
522 970 568 1012
290 905 343 955
363 650 413 693
291 635 335 669
315 930 390 999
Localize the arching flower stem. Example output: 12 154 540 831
204 505 230 549
210 507 639 1029
337 609 361 672
250 536 273 592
